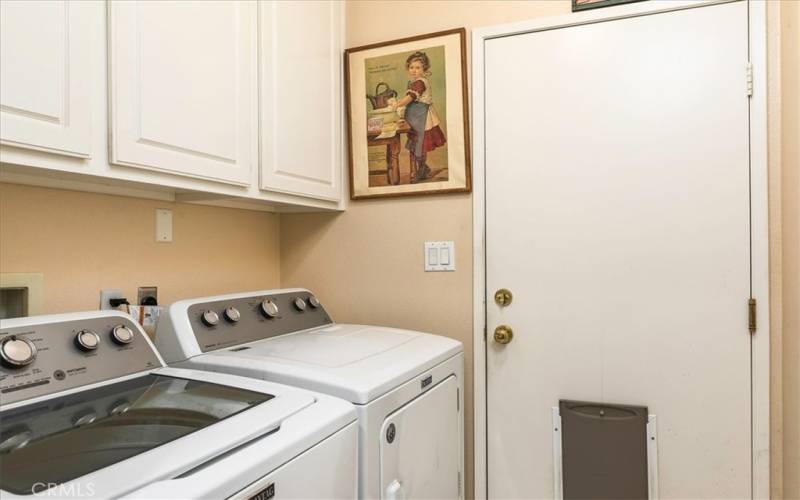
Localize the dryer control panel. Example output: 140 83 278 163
186 291 333 353
0 314 162 406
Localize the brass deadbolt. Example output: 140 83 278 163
494 325 513 344
494 288 513 307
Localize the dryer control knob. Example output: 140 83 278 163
0 336 37 368
224 307 241 323
308 295 321 309
260 300 279 318
75 330 101 351
293 297 307 311
111 325 134 345
201 310 220 327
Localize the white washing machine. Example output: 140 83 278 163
156 288 465 499
0 310 358 499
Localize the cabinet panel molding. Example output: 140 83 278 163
259 0 343 201
108 0 256 186
0 0 92 158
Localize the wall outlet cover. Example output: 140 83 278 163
155 208 173 242
100 289 124 310
137 286 158 306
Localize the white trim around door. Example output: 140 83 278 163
471 1 770 498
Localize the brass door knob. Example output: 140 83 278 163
494 288 513 307
494 325 513 344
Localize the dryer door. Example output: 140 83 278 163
380 375 460 499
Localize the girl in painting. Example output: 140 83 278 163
393 51 446 183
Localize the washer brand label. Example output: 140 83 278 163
248 482 275 500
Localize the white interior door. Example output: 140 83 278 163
0 0 91 157
108 1 255 185
484 2 752 498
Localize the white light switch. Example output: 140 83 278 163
428 247 439 265
155 209 172 242
424 241 455 272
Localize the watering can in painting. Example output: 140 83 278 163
366 82 397 109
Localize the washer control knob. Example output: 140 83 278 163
293 297 307 311
308 295 321 309
201 310 219 327
111 325 134 345
260 300 279 318
0 336 37 368
75 330 101 352
224 307 241 323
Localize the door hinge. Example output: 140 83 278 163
746 62 753 97
748 298 757 334
458 471 462 497
456 388 460 411
483 324 487 342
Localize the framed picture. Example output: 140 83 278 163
572 0 645 11
345 28 471 200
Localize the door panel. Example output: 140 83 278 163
380 376 460 499
0 0 91 157
109 1 255 185
485 2 750 498
259 0 342 201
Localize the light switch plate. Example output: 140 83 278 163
424 241 455 272
155 209 172 242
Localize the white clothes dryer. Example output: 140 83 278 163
156 288 465 499
0 310 357 499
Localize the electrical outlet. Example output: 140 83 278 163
137 286 158 306
100 289 124 310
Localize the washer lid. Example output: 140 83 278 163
205 324 463 404
0 367 319 498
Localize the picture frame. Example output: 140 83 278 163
572 0 646 12
345 28 471 200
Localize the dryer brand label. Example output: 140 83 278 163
421 374 433 389
248 482 274 500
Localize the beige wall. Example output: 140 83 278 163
280 2 569 498
781 0 800 497
279 1 800 498
0 183 281 313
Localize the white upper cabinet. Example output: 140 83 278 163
108 1 256 186
259 0 343 201
0 0 92 157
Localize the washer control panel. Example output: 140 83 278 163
0 315 161 405
187 291 333 353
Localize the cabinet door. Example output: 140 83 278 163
0 0 91 158
259 1 343 201
109 1 255 185
380 376 461 499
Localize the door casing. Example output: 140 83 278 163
470 1 770 498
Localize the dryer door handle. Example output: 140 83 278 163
385 479 406 500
